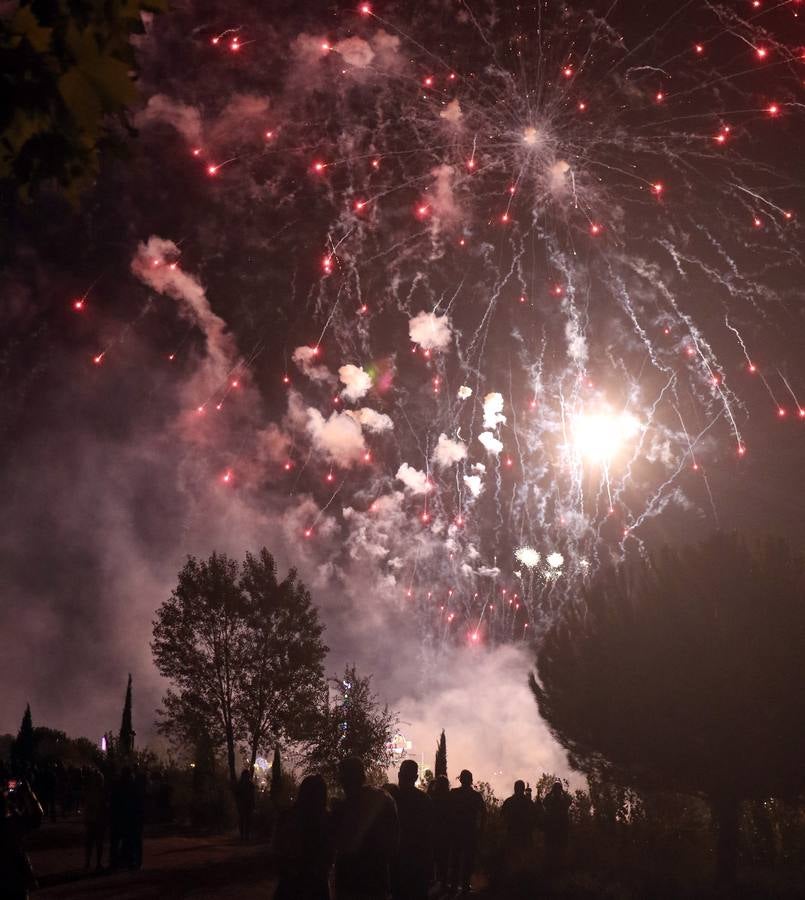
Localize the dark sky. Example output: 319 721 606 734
1 1 803 779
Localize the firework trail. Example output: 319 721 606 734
120 0 805 645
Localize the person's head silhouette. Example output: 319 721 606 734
297 773 327 815
514 780 525 796
550 781 564 797
458 769 473 787
398 759 418 789
338 756 365 797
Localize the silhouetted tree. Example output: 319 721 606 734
11 703 35 772
0 0 165 201
530 533 805 884
237 549 327 769
270 746 282 803
304 665 397 784
435 729 447 779
119 673 135 755
152 552 247 784
152 549 328 784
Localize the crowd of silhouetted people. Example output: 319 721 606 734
1 762 154 897
2 756 572 899
273 757 572 899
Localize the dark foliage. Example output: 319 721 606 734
531 532 805 881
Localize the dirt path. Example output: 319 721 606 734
27 821 276 899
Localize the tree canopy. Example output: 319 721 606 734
530 532 805 879
152 548 328 783
1 0 165 201
304 665 397 785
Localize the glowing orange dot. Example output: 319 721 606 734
778 407 787 418
207 165 218 176
168 353 175 361
321 42 330 51
655 91 665 102
590 223 601 235
304 528 313 538
715 133 726 144
748 363 757 373
738 445 747 456
753 217 762 228
467 158 475 170
313 161 325 172
692 462 699 471
784 211 793 220
282 375 290 384
798 409 805 419
563 66 573 78
284 461 292 471
652 182 664 195
501 212 510 223
355 200 366 210
767 103 779 116
72 299 85 311
222 471 232 483
192 148 201 156
93 353 104 365
756 47 767 60
231 379 239 388
424 76 434 87
695 43 704 54
211 36 219 45
230 40 240 51
359 2 371 14
577 101 587 111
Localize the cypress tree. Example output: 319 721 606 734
434 729 447 779
12 703 35 773
270 746 282 802
119 674 135 755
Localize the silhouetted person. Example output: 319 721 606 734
392 760 432 900
501 781 535 850
498 780 536 892
429 775 451 889
448 770 485 894
235 769 256 841
331 756 399 900
274 774 331 900
0 779 43 899
110 767 140 869
542 782 571 872
129 770 146 869
83 770 107 871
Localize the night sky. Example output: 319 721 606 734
2 0 803 786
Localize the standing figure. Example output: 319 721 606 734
392 760 432 900
429 775 451 889
331 756 399 900
0 779 43 899
235 769 256 842
542 782 572 874
448 770 485 895
83 770 107 871
274 774 331 900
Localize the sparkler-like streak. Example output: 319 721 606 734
121 1 805 645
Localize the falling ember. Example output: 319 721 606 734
192 148 201 156
72 299 85 311
207 165 219 176
92 353 104 365
767 103 780 116
222 471 232 483
655 91 665 102
590 223 602 235
304 528 313 538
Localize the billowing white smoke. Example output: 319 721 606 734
483 392 507 429
439 98 463 124
463 474 484 497
134 95 202 145
409 310 453 351
479 432 503 455
396 463 431 495
293 346 333 383
457 385 472 400
131 236 236 389
395 645 573 795
432 433 467 468
348 407 393 433
306 408 368 466
339 364 372 402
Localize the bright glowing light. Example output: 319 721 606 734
207 165 218 176
547 552 564 569
72 298 85 311
514 546 540 568
572 411 640 465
